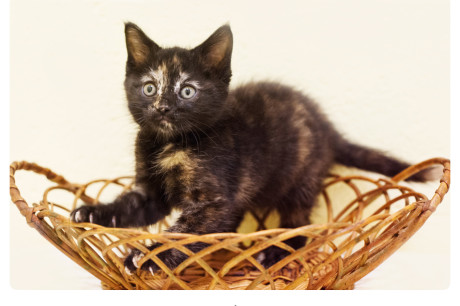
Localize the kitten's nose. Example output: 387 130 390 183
155 104 170 114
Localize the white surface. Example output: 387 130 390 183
9 0 450 290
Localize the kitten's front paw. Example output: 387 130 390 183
70 205 117 227
70 205 96 223
124 246 161 275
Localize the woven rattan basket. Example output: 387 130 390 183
10 158 450 290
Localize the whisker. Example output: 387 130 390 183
186 117 221 147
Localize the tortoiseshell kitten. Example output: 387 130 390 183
71 22 435 274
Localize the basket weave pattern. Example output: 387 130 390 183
9 158 450 290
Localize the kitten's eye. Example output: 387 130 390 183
143 83 157 96
180 86 196 99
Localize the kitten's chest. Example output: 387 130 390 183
152 143 198 202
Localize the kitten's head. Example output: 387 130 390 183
123 22 233 140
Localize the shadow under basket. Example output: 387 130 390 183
10 158 450 290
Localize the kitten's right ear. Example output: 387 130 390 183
125 22 160 67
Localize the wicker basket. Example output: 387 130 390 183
9 158 450 290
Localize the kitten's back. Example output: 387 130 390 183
223 82 336 205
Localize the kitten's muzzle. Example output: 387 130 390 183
145 105 175 131
145 105 173 122
155 104 170 115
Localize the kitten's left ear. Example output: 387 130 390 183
193 24 233 75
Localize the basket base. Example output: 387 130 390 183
101 249 349 290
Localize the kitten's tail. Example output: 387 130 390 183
333 137 438 182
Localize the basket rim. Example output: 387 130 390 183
9 157 450 231
9 157 450 289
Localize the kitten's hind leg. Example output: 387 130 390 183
256 218 310 269
256 186 317 269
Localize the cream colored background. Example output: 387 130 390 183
10 0 450 289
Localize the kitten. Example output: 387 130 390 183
71 22 435 274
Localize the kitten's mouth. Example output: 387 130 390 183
144 111 175 133
157 116 174 130
159 116 169 123
158 116 171 124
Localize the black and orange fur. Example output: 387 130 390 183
71 23 434 273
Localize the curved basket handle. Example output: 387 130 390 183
391 157 450 211
9 161 125 289
10 161 74 224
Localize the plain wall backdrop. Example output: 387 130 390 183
10 0 450 290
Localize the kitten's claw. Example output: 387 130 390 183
74 210 82 222
124 246 162 275
132 251 145 268
70 205 97 224
125 266 133 275
124 249 146 274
